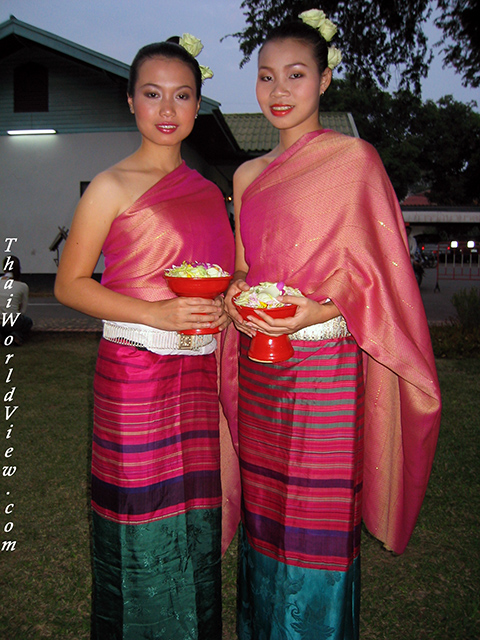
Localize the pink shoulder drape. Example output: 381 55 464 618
102 161 234 300
239 130 441 554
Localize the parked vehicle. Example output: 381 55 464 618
415 234 442 268
420 244 438 268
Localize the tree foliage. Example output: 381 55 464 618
320 78 480 204
435 0 480 88
232 0 432 93
231 0 480 91
416 95 480 203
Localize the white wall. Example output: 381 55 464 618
1 131 141 273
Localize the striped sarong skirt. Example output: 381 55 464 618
237 334 364 640
91 338 222 640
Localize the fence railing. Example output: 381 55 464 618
433 241 480 290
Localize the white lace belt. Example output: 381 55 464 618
102 321 216 356
289 315 351 341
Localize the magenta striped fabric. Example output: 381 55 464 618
91 338 222 524
239 335 364 571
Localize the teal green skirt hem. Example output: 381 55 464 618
237 526 360 640
92 508 222 640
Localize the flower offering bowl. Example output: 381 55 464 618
164 274 231 335
233 293 297 363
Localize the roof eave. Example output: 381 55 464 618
0 15 130 78
0 16 221 116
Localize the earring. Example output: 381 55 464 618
130 107 134 114
195 114 198 119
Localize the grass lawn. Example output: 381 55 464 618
1 332 478 639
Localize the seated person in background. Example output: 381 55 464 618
0 255 33 345
407 224 420 261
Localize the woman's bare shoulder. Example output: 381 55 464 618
234 154 272 192
81 163 126 201
81 156 149 216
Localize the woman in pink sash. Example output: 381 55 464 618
55 38 234 639
225 11 441 640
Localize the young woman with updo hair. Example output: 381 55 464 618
56 38 234 639
225 13 440 639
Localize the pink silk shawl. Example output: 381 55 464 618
100 161 239 553
102 161 233 300
239 130 441 555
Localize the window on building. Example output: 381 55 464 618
14 62 49 112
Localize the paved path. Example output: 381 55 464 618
26 270 479 332
418 268 480 324
28 298 102 331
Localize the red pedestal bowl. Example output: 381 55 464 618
164 274 231 335
233 293 297 363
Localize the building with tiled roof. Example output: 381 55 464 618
0 16 239 274
401 191 480 227
224 112 359 155
401 192 435 207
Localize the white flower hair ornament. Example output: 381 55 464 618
178 33 214 81
327 46 342 70
298 9 342 70
199 65 214 80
